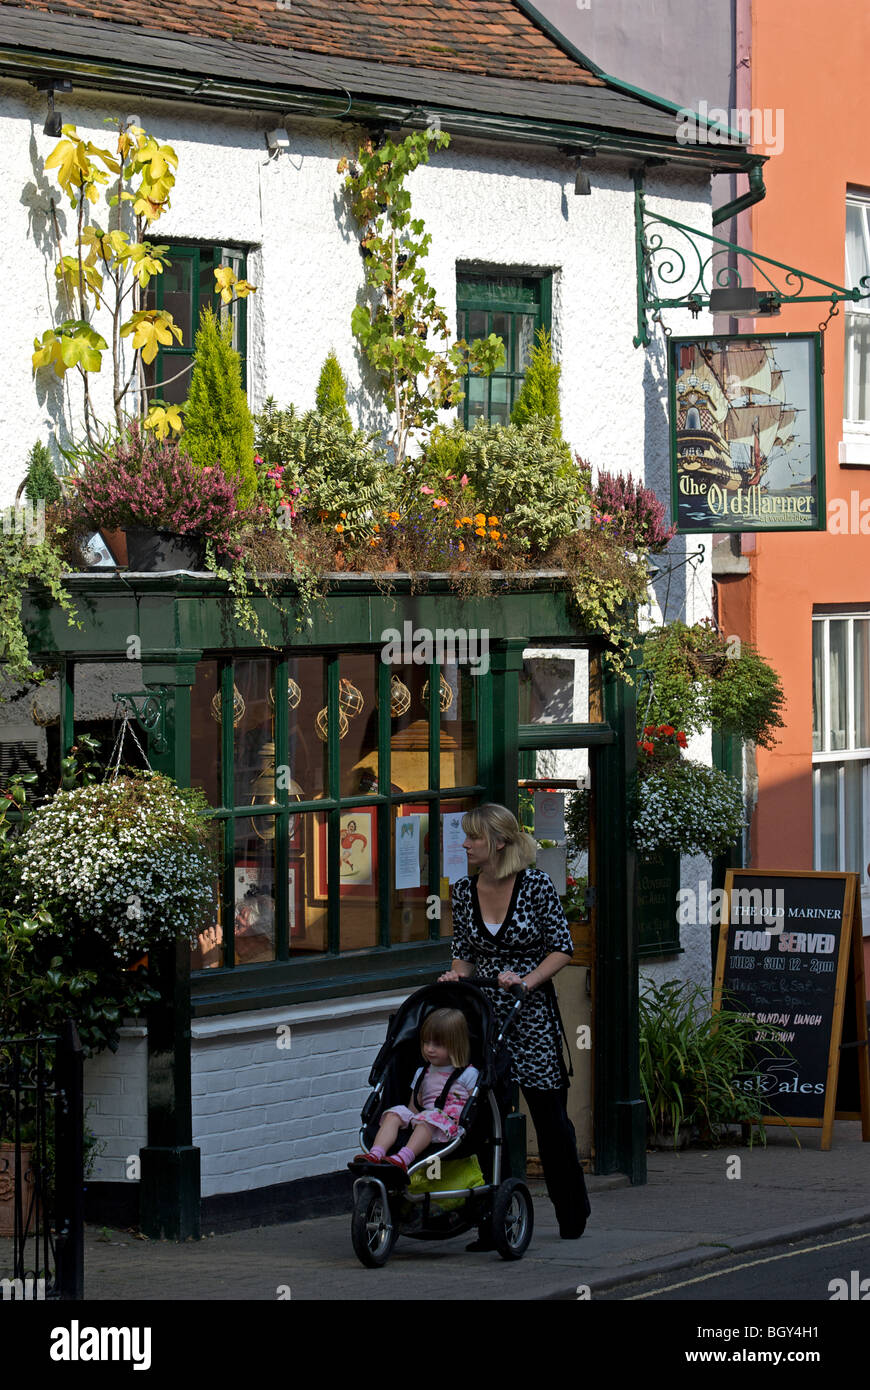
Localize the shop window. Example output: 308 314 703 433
189 652 485 971
812 613 870 908
142 242 248 406
844 195 870 425
456 271 551 427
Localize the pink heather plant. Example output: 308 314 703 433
587 464 676 554
70 425 264 548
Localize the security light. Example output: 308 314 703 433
266 127 290 153
32 78 72 137
574 159 591 196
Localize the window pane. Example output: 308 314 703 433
438 794 478 939
828 621 847 750
845 203 870 285
291 810 328 955
853 621 870 749
516 313 536 371
392 802 431 944
817 764 839 869
492 312 511 367
339 655 378 796
191 660 222 805
234 819 276 964
468 310 487 339
388 663 431 794
489 376 510 425
286 656 327 801
843 759 865 873
812 622 824 753
160 353 194 406
233 657 274 806
335 806 379 952
440 663 478 788
163 257 194 346
845 311 870 421
190 854 223 970
467 375 487 421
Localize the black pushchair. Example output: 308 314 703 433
348 978 533 1267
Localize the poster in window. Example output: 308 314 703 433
669 334 824 533
314 808 377 900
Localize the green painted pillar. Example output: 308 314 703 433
595 650 646 1183
138 654 201 1240
489 639 526 812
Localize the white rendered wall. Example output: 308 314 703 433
191 991 406 1197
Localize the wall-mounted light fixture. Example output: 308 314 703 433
32 77 72 137
561 145 596 197
574 159 592 196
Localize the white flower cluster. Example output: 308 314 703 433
16 776 216 960
634 761 745 859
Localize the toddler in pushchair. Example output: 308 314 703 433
347 978 533 1266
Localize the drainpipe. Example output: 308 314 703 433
712 161 766 225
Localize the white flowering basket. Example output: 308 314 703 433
634 760 745 859
16 774 218 959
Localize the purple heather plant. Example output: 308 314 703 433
69 425 264 548
586 463 676 554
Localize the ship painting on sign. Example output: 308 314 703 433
672 336 820 532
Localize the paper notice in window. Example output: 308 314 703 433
442 811 468 884
534 791 565 840
395 814 422 890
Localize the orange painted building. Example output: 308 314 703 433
715 0 870 987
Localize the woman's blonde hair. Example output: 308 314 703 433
420 1008 471 1067
461 803 537 879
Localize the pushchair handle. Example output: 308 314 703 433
441 974 528 1003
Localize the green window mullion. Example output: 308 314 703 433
476 665 494 802
377 660 392 949
428 662 442 939
59 658 75 760
326 656 341 954
274 657 290 962
220 660 236 969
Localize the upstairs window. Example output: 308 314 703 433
142 243 248 406
844 195 870 424
456 272 551 427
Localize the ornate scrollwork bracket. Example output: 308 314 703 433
113 689 169 755
634 173 870 347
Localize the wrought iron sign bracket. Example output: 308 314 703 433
633 173 870 347
113 689 169 754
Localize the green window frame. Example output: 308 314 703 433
189 651 487 995
142 242 248 407
456 272 552 427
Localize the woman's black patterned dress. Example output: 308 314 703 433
450 867 573 1090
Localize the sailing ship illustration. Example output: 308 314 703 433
675 339 805 493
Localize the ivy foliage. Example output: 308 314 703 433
339 130 504 463
638 620 786 747
0 529 79 686
180 307 257 506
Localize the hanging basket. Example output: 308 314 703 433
338 677 365 718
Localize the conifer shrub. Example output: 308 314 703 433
23 441 62 505
510 327 562 439
181 308 257 506
315 350 353 432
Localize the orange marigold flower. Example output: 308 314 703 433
458 541 465 552
474 513 486 525
335 523 345 533
488 515 497 525
489 529 500 540
475 527 486 537
460 517 473 525
340 510 347 518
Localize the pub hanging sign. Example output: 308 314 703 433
668 333 825 533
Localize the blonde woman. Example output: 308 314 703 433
440 803 590 1240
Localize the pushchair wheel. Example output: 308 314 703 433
351 1184 397 1268
491 1178 533 1260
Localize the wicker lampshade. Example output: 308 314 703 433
211 685 246 727
315 706 349 742
389 675 411 718
268 677 302 712
338 677 365 718
421 673 454 714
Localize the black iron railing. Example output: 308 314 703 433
0 1021 83 1300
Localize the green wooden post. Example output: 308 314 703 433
489 639 525 812
138 654 201 1240
595 650 646 1183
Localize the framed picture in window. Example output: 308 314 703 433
313 808 377 900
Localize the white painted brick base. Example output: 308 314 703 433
191 991 406 1199
82 1023 148 1183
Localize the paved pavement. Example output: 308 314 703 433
75 1120 870 1302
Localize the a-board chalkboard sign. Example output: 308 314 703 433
713 870 870 1149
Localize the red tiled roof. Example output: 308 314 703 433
4 0 602 85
